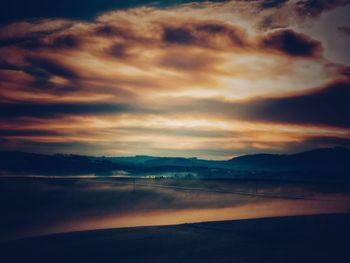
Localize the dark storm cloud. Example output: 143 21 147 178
95 25 155 52
0 60 22 71
162 25 320 56
260 29 322 57
30 79 79 95
20 57 80 95
295 0 350 17
22 34 81 50
26 57 79 80
168 80 350 128
303 136 350 148
51 34 80 48
0 61 67 94
96 21 248 52
0 21 73 48
236 81 350 128
0 61 53 90
0 60 58 81
0 129 62 137
162 22 247 49
108 43 131 58
0 35 42 48
95 25 135 39
195 23 246 46
0 102 137 119
258 15 277 30
163 27 195 45
0 1 224 24
260 0 289 9
338 26 350 36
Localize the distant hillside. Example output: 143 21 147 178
0 151 116 175
144 157 205 167
108 155 158 165
227 147 350 172
0 148 349 181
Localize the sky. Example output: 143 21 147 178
0 0 349 159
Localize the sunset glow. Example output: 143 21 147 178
1 0 349 158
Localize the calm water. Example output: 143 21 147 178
1 177 350 241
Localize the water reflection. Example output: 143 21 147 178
0 177 349 241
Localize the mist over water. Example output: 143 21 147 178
1 177 349 242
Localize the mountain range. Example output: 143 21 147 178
1 147 349 181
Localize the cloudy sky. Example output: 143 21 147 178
0 0 349 159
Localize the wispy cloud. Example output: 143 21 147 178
0 1 349 158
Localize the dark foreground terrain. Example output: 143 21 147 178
2 147 350 181
1 213 349 263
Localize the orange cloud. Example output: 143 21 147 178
0 2 349 157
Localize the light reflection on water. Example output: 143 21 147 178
0 177 350 241
48 197 350 237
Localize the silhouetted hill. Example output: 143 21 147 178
0 148 349 181
227 147 350 173
0 151 116 175
144 157 202 167
109 155 158 164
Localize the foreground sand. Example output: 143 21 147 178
1 213 349 263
